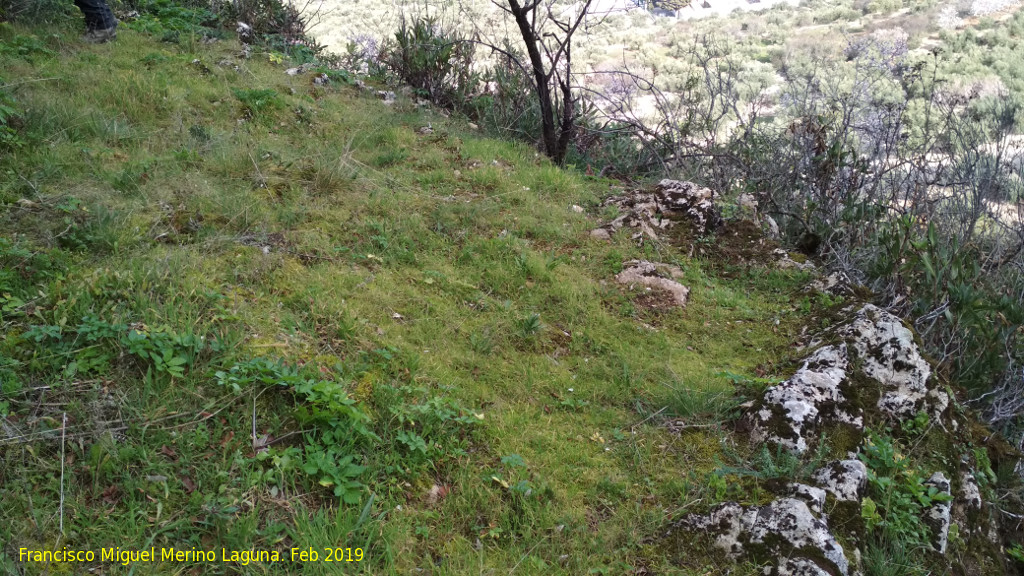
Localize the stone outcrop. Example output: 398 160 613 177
592 179 721 242
811 460 867 502
614 260 690 308
684 497 850 576
959 471 982 511
679 278 1021 574
753 344 861 453
752 304 949 454
923 472 953 553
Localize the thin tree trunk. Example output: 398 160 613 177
508 0 560 162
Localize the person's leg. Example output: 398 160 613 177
73 0 117 30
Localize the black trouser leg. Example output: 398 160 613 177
73 0 117 30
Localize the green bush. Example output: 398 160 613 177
379 14 477 108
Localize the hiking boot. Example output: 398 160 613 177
82 24 117 44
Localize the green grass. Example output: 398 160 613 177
0 20 814 575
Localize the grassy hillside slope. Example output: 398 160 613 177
0 21 823 575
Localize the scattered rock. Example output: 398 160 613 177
216 59 240 72
615 260 690 308
236 21 253 43
776 557 834 576
285 63 316 76
923 472 952 553
190 59 212 75
811 460 867 502
809 270 855 297
377 90 396 103
841 305 948 420
312 73 329 86
683 498 850 576
736 193 758 212
774 248 816 271
592 179 721 243
571 204 584 213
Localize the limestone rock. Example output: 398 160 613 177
615 260 690 308
788 483 827 515
776 558 834 576
236 21 253 43
960 471 982 511
809 271 856 298
812 460 867 502
774 248 816 271
838 305 948 420
591 180 721 243
752 304 949 454
923 472 952 553
684 498 850 576
752 344 862 453
285 63 316 76
653 179 722 235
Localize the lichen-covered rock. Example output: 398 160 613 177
776 558 834 576
960 471 982 511
809 271 856 298
615 260 690 307
788 483 827 515
752 304 949 454
752 345 862 453
591 180 721 242
838 305 948 420
812 460 867 502
684 498 850 576
654 179 722 234
774 248 817 271
923 472 952 553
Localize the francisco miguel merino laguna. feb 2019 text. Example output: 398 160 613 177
18 546 364 566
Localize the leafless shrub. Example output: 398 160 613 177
570 32 1024 442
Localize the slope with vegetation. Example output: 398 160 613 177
0 12 827 576
2 0 1024 574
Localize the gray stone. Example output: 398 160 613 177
752 304 948 454
839 305 947 420
923 472 952 553
809 271 855 297
774 248 817 271
788 483 827 515
775 557 833 576
684 498 850 576
960 471 982 511
592 179 721 243
812 460 868 502
752 344 862 453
